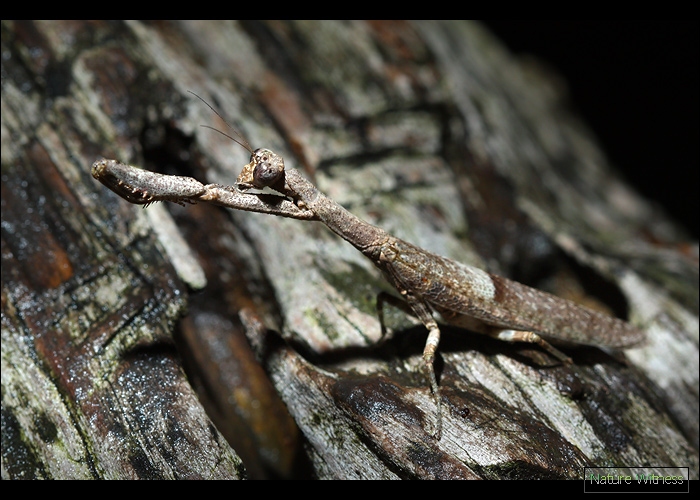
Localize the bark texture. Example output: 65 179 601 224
2 20 697 479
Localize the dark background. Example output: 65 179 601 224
483 21 698 239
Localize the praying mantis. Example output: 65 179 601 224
92 95 646 439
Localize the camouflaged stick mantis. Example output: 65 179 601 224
92 97 646 439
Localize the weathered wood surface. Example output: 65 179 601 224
2 20 697 479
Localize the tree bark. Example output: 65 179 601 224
2 20 697 479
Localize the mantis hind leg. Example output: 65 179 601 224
489 329 573 364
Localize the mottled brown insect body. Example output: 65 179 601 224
92 94 645 439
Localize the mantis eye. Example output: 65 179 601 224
252 148 285 188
